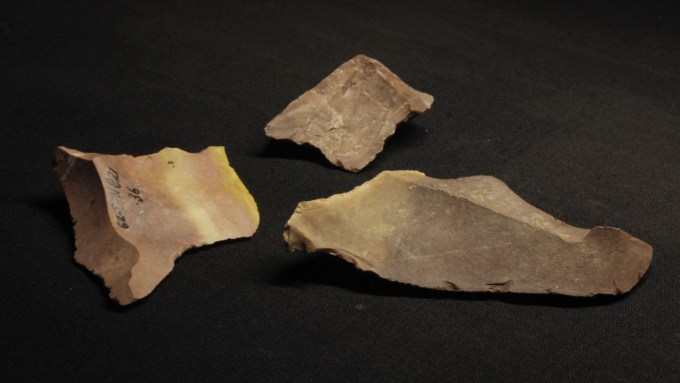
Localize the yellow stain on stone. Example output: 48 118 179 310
207 146 259 227
158 146 259 244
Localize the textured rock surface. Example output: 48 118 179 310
54 146 259 304
265 55 434 172
284 171 652 296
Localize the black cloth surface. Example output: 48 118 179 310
2 1 679 381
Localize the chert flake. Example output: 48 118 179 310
265 54 434 172
284 171 652 296
54 146 259 304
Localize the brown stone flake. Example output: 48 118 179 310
284 171 652 296
265 55 434 172
54 146 259 305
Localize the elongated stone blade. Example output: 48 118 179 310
284 171 652 296
54 146 259 304
265 55 434 172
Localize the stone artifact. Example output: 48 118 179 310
54 146 259 305
284 171 652 296
265 55 434 172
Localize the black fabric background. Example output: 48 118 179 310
2 1 679 381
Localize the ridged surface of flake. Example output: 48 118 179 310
284 171 652 296
265 55 434 172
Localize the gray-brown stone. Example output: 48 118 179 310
284 171 652 296
265 55 434 172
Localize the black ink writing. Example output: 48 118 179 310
104 167 145 230
127 187 144 205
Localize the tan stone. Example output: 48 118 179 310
284 171 652 296
54 146 259 304
265 55 434 172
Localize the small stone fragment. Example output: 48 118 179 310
284 171 652 296
265 54 434 172
54 146 259 305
